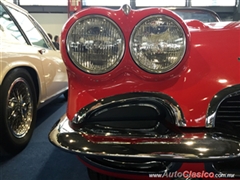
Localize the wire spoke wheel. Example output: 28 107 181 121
0 68 37 154
7 78 33 138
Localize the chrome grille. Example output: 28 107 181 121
216 95 240 128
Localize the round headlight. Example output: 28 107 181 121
130 15 186 73
66 15 125 74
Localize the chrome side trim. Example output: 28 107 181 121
72 92 186 127
206 84 240 128
49 114 240 160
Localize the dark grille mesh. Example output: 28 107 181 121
216 95 240 128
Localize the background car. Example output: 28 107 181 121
0 0 68 154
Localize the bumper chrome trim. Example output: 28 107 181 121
72 92 186 127
49 114 240 161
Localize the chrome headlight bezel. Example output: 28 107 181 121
66 15 125 74
129 14 187 74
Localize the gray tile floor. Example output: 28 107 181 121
0 96 89 180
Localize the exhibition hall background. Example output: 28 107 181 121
7 0 240 39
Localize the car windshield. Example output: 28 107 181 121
173 9 220 22
81 1 221 22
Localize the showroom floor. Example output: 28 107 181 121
0 95 89 180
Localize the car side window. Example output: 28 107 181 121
7 6 50 49
0 4 26 44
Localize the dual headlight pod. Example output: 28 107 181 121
66 14 186 74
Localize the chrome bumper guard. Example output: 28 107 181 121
49 114 240 161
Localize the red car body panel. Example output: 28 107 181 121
61 7 240 127
49 6 240 180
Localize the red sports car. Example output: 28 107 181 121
49 4 240 180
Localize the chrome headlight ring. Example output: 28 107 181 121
130 15 186 74
66 15 125 74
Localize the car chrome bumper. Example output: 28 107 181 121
49 114 240 161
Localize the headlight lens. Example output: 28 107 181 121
130 15 186 73
66 15 125 74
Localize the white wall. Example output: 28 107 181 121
30 13 68 38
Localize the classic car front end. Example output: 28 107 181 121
49 4 240 179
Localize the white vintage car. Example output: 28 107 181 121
0 0 68 154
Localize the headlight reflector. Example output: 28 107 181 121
66 15 125 74
130 15 186 73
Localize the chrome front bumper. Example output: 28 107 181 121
49 114 240 161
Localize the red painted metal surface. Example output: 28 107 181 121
61 7 240 127
61 6 240 178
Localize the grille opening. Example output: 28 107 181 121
85 104 175 134
73 93 183 135
215 95 240 130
